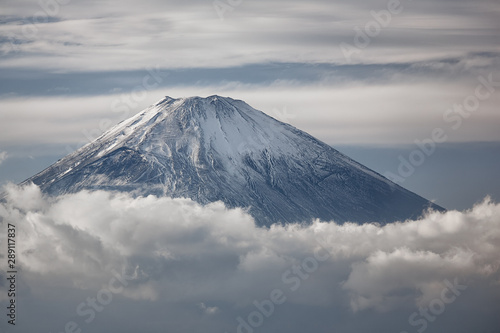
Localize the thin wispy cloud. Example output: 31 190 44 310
0 0 498 71
1 78 499 149
0 151 9 165
0 151 8 165
1 0 498 153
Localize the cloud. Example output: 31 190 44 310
199 302 220 315
0 0 498 71
1 183 499 332
0 151 7 165
1 74 499 149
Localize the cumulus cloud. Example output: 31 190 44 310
0 183 500 332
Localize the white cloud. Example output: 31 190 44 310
1 184 499 332
1 78 499 148
0 151 7 165
199 302 220 315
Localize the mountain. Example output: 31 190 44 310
22 95 443 225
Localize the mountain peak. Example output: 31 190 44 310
155 95 237 106
143 95 249 124
23 96 443 226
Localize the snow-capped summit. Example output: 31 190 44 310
23 95 443 225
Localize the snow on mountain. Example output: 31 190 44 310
22 95 443 225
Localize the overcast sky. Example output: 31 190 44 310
0 0 499 210
0 1 500 332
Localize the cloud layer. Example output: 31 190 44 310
1 184 499 332
2 72 500 149
1 0 499 70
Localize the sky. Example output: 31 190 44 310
0 0 500 332
0 0 499 209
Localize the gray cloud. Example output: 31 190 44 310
2 53 499 97
0 0 498 70
2 74 499 149
1 184 499 332
1 0 498 154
